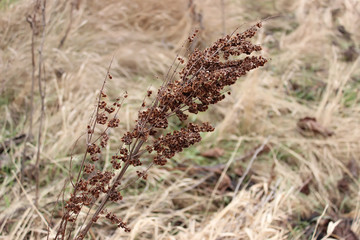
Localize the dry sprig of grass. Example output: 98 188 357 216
54 23 267 240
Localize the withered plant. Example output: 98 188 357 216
53 22 267 240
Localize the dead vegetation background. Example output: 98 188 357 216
0 0 360 239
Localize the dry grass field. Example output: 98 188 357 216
1 0 360 239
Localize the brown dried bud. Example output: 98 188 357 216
108 118 120 128
96 113 108 125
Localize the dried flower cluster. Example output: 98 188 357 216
55 23 267 240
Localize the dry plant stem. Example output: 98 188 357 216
73 57 113 191
56 22 267 239
35 0 47 208
68 134 86 188
80 148 154 236
47 179 69 240
54 59 114 240
76 139 145 239
58 0 76 48
21 2 38 185
233 137 270 197
78 25 265 237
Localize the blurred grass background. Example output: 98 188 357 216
0 0 360 239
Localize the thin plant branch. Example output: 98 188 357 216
21 3 38 185
233 137 270 197
58 0 77 48
35 0 47 208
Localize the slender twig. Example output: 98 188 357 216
68 134 86 188
35 0 47 208
76 140 145 239
58 0 76 48
233 137 270 197
54 57 116 240
73 56 114 195
47 179 69 240
118 162 154 191
21 3 38 186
